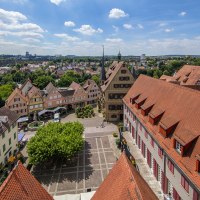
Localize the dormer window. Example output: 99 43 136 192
175 141 182 154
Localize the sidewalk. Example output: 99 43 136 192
123 131 164 200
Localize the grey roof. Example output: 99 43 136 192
0 107 19 135
59 89 75 97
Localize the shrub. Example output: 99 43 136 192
113 132 118 137
76 105 94 118
115 138 121 148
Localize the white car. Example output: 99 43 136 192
53 113 60 122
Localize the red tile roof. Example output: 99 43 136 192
0 162 53 200
92 153 158 200
160 65 200 89
123 75 200 189
69 81 81 91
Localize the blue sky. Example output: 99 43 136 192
0 0 200 56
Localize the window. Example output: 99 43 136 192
158 147 163 158
14 132 16 140
181 175 189 193
119 76 130 81
30 106 33 109
2 132 5 138
111 114 117 118
167 159 174 174
151 137 154 148
9 138 11 145
145 130 148 138
121 70 126 74
3 144 6 152
193 189 199 200
140 123 142 131
176 141 182 154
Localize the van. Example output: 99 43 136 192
53 113 60 122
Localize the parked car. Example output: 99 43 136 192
53 113 60 122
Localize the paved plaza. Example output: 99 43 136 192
32 135 117 196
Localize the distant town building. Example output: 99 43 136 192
0 107 19 165
68 82 88 108
101 61 135 121
140 54 146 67
25 51 30 58
160 65 200 90
123 75 200 200
83 79 101 105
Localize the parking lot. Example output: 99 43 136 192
32 135 117 196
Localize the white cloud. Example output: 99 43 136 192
137 24 144 29
106 38 123 42
109 8 128 19
0 0 28 4
112 25 119 32
54 33 79 41
165 28 174 33
123 24 133 29
64 21 75 27
23 38 41 43
179 11 187 16
74 25 103 36
0 8 45 40
0 8 27 23
159 22 166 27
0 22 44 32
0 31 44 38
50 0 65 5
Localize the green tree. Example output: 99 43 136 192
27 122 84 165
0 84 13 101
33 75 55 89
91 75 100 85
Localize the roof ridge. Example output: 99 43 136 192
122 153 144 200
140 74 200 95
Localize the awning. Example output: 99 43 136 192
17 117 29 123
38 109 54 116
18 133 25 142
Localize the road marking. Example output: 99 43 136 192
96 138 104 182
100 137 109 174
75 153 79 194
83 141 85 192
54 159 63 196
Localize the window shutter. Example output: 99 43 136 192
181 175 184 187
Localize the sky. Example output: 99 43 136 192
0 0 200 56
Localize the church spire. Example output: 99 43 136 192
100 45 106 85
118 50 121 62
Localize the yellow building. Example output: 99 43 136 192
101 61 135 122
0 107 19 165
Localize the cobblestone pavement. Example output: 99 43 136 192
32 136 117 196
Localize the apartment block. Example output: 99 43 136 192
123 75 200 200
0 107 19 165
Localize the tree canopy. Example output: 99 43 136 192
27 122 84 165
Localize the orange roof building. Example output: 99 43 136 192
92 153 158 200
0 162 53 200
123 75 200 200
160 65 200 90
